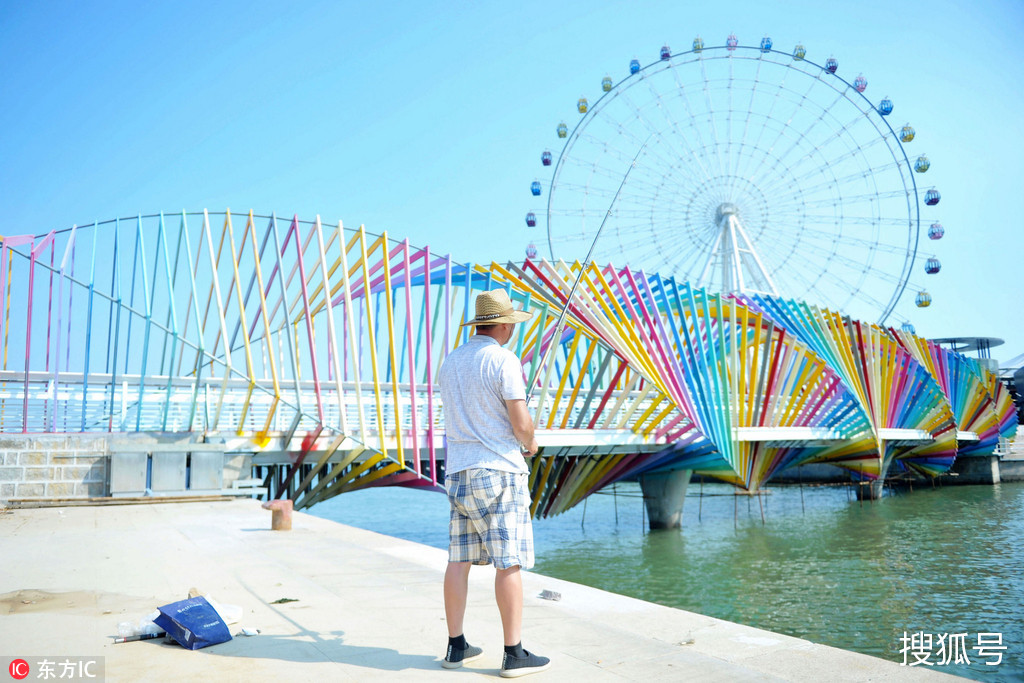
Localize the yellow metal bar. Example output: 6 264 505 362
224 212 258 435
292 434 348 508
632 394 664 433
615 384 653 430
312 218 349 435
244 211 281 439
357 226 388 450
333 452 385 488
337 461 404 494
299 445 368 508
529 455 557 516
780 357 821 426
600 371 639 429
546 328 583 429
581 452 626 492
559 339 596 429
643 402 678 436
201 210 233 431
337 222 370 443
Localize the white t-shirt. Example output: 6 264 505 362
438 334 529 474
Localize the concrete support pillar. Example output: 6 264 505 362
639 469 691 530
948 455 1001 485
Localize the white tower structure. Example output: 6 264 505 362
698 203 779 296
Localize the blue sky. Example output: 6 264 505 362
2 0 1022 362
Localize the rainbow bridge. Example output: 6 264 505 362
0 212 1015 523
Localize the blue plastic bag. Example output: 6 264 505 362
153 596 232 650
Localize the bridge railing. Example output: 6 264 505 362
0 370 672 442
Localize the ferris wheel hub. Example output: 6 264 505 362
715 202 740 220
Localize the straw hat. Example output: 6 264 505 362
464 289 533 326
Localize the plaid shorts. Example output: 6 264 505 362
446 469 534 570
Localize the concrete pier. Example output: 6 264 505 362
638 469 691 529
944 454 1001 485
0 499 959 682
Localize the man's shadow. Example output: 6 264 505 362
194 577 444 673
201 629 441 672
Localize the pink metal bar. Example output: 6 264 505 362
653 413 686 440
627 269 690 410
52 226 78 431
289 216 325 424
401 240 421 473
443 255 451 371
422 246 436 483
23 232 56 432
0 235 33 387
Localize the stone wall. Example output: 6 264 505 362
1000 437 1024 482
0 435 109 502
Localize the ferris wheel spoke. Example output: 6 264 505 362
737 71 826 185
775 188 912 213
767 247 876 314
730 54 787 198
756 128 894 200
648 92 723 184
800 265 889 316
757 91 864 186
761 90 848 178
736 56 766 177
725 52 737 181
736 71 796 181
606 223 715 272
596 127 693 184
556 157 681 202
769 253 851 309
766 219 903 253
696 55 730 179
657 72 723 183
795 215 909 228
761 157 895 201
614 89 713 180
757 131 889 194
771 236 880 287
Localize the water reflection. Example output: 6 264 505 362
532 482 1024 681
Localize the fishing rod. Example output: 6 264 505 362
526 134 653 406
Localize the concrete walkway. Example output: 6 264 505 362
0 499 961 681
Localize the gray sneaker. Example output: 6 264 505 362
500 649 551 677
441 642 483 669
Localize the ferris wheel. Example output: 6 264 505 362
526 35 944 325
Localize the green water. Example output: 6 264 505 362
311 480 1024 681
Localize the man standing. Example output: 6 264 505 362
437 289 552 678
